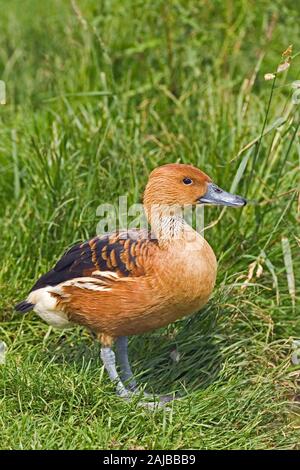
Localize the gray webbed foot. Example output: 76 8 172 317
100 337 174 409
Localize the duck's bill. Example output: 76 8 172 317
198 183 247 207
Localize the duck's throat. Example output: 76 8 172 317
150 214 194 242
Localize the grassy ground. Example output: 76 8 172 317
0 0 299 450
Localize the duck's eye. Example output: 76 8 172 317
183 177 193 185
213 186 222 193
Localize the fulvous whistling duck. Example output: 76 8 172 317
15 163 246 406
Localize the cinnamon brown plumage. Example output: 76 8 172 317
15 163 246 404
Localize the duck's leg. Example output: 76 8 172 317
116 336 137 391
100 339 173 407
101 342 151 408
116 336 174 406
100 346 131 399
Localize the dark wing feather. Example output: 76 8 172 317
29 230 157 292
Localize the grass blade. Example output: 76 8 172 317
281 236 296 309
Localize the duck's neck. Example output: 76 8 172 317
145 206 198 244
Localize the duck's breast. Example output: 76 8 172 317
153 235 217 309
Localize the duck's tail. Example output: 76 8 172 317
15 300 34 313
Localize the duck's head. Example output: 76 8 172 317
143 163 247 209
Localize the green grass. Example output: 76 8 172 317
0 0 299 450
